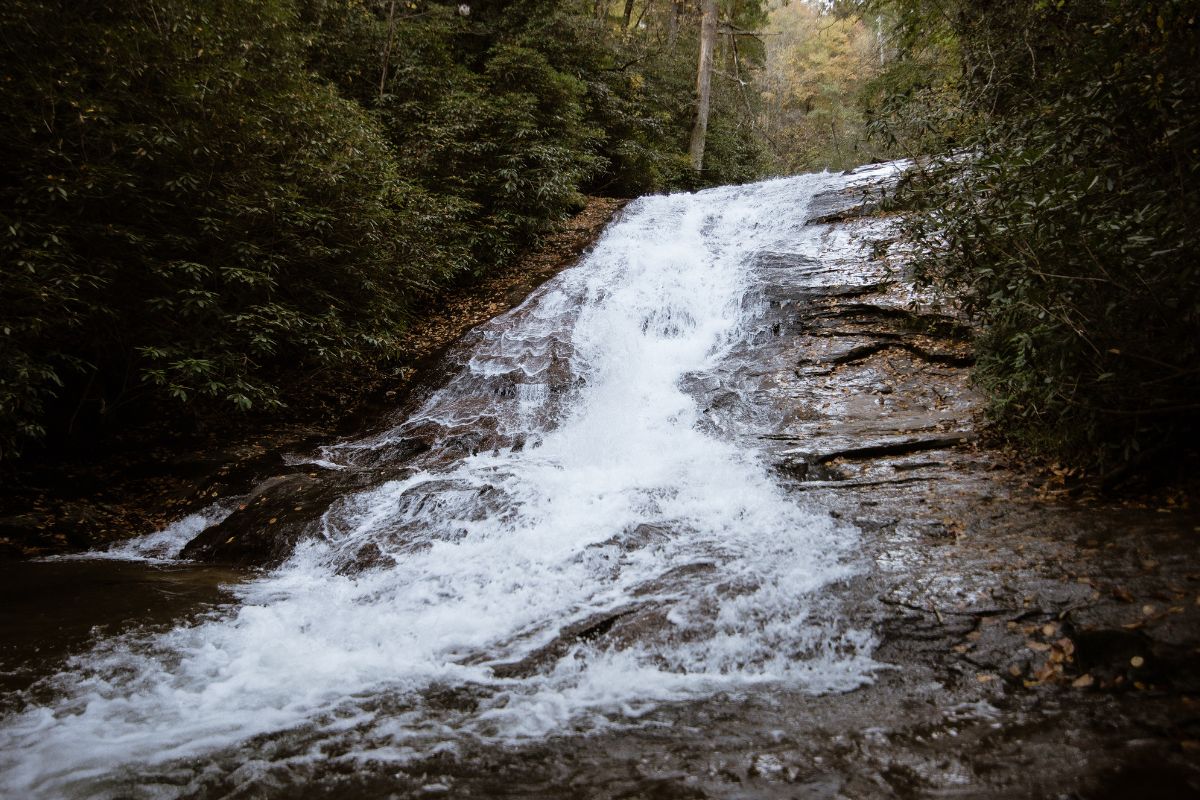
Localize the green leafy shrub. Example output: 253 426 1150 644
869 0 1200 476
1 0 773 458
0 0 460 455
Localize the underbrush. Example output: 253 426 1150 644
0 0 768 459
872 0 1199 479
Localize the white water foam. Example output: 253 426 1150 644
0 172 880 798
40 502 237 564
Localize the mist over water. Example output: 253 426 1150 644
0 172 880 798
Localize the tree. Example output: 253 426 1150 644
689 0 719 170
861 0 1200 476
0 0 774 457
759 0 888 171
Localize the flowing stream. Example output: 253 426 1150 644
0 171 884 798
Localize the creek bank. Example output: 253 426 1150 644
0 198 625 559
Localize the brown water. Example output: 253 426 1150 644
0 560 246 701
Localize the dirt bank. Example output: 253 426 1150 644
0 198 626 558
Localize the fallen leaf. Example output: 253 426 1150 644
1027 641 1051 652
976 673 994 683
1130 655 1145 668
1042 623 1058 636
1034 663 1059 682
1071 674 1095 688
1113 587 1134 603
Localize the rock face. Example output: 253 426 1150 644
650 170 1200 798
180 469 378 567
175 165 1200 797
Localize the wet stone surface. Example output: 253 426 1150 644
185 169 1200 798
185 169 1198 798
2 167 1197 799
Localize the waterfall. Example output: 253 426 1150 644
0 171 881 798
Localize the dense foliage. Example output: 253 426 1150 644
759 1 891 171
863 0 1200 477
0 0 770 458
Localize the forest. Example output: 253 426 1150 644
3 2 1200 796
1 0 1197 480
0 0 768 461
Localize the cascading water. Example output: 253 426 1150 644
0 171 881 798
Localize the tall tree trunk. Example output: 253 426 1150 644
622 0 635 29
379 0 397 100
633 0 653 31
667 0 682 48
688 0 718 172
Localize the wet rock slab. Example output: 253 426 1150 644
684 178 1200 798
177 170 1200 798
363 175 1200 799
